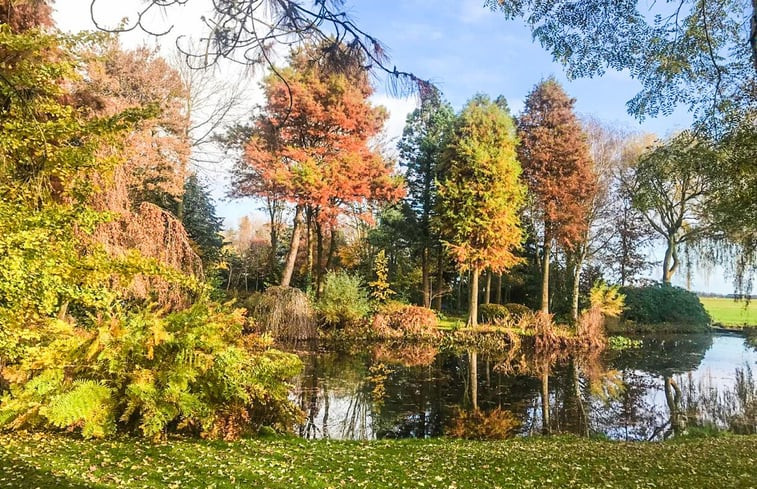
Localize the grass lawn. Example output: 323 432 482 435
1 433 755 488
700 297 756 327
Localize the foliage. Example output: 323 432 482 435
518 78 596 251
317 271 371 327
490 0 756 126
0 299 302 439
588 282 625 318
478 304 510 324
447 408 520 440
620 284 711 330
368 249 394 304
437 94 525 273
372 302 440 338
249 287 316 340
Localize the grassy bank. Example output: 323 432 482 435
700 297 756 327
1 433 755 488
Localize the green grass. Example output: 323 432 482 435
437 314 466 330
700 297 756 327
1 433 755 488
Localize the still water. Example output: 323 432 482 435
288 333 756 440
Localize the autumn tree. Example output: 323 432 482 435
233 42 402 289
632 132 717 285
518 78 595 315
398 89 455 308
437 95 526 327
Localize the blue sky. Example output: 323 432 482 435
53 1 732 293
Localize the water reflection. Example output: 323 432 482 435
288 333 756 440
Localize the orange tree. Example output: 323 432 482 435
517 78 596 315
436 95 526 327
233 43 403 289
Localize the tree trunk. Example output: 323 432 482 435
421 246 431 308
483 271 492 304
469 350 478 411
433 247 444 310
662 237 679 285
571 259 582 322
495 272 503 305
541 240 551 314
315 220 324 297
325 225 337 270
468 267 480 327
305 209 313 286
268 197 279 280
280 205 303 287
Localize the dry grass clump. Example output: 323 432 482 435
250 286 317 340
447 408 520 440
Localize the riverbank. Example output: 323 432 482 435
1 432 755 488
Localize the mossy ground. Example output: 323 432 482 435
1 432 755 488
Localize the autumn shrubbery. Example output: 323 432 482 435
0 299 303 440
371 302 440 339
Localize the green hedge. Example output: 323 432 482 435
618 284 711 332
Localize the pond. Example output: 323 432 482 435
288 332 756 441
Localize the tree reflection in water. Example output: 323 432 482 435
289 333 755 440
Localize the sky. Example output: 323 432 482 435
52 1 731 293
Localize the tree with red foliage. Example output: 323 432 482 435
233 43 403 289
518 78 596 315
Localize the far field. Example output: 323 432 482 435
700 297 756 327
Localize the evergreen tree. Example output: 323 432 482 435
437 95 526 327
177 174 225 268
397 89 455 308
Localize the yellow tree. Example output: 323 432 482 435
437 95 526 327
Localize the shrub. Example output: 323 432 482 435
447 408 520 440
372 302 440 338
317 271 371 327
0 299 303 440
503 303 532 320
250 286 316 340
620 284 711 332
478 304 510 324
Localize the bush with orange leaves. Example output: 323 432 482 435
371 302 440 339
